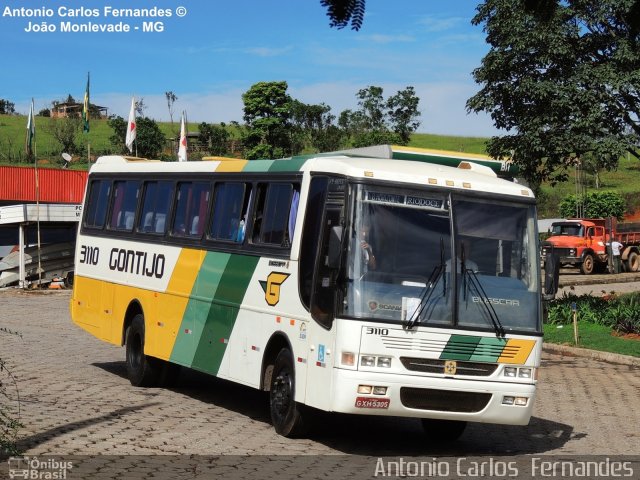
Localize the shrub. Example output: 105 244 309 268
0 327 22 456
546 292 640 335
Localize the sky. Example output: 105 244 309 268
1 0 499 136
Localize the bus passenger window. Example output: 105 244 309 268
252 183 299 247
108 180 140 232
210 182 251 242
84 180 111 229
138 181 174 234
172 182 210 238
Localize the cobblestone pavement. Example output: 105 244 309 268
1 290 639 460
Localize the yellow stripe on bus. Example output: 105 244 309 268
150 248 205 359
498 339 536 364
214 160 249 172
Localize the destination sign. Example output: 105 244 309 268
365 191 444 210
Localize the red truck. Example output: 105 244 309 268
541 218 640 274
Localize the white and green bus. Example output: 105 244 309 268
71 145 547 439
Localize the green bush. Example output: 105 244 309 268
546 292 640 334
559 191 625 219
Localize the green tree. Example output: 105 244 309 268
108 115 166 159
48 117 81 155
387 86 421 144
339 85 420 147
0 99 15 115
320 0 366 30
559 191 626 219
290 100 345 153
198 122 230 156
467 0 640 196
241 81 293 159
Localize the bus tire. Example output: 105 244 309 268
580 254 595 275
270 348 306 437
125 314 162 387
627 251 639 272
421 419 467 442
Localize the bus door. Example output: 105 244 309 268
304 177 345 411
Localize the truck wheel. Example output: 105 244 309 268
125 314 162 387
627 252 639 272
580 254 595 275
269 348 306 437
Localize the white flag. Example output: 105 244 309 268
178 111 187 162
125 97 136 154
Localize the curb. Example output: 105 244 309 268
543 343 640 366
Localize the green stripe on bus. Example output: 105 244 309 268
190 254 260 374
469 337 507 363
170 252 231 365
440 335 508 362
439 335 481 361
268 157 308 172
242 160 275 172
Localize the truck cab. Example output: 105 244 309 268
541 220 606 274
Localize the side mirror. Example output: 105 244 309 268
328 226 343 269
542 242 560 300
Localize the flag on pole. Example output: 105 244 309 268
26 98 35 157
82 72 90 133
125 97 136 153
178 111 187 162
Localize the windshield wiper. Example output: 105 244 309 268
404 238 446 330
464 267 506 338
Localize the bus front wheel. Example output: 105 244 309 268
269 348 306 437
421 419 467 442
125 314 162 387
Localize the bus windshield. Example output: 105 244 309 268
341 184 540 333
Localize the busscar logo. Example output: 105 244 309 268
259 272 290 306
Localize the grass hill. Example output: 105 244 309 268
2 114 639 218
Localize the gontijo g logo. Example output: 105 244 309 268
259 272 290 306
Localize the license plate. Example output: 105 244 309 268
355 396 390 409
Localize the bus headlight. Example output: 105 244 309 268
361 356 376 367
377 356 392 368
504 367 517 377
358 385 373 394
372 386 388 395
518 368 532 379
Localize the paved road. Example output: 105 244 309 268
1 290 639 462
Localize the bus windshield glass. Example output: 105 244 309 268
341 184 540 333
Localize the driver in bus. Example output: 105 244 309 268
360 224 377 270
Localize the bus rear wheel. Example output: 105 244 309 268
125 314 162 387
421 419 467 442
269 348 306 437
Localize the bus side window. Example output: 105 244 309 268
108 180 140 232
172 182 210 238
210 182 251 242
138 181 174 234
251 182 299 247
84 179 111 229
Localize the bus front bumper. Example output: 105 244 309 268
330 368 536 426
